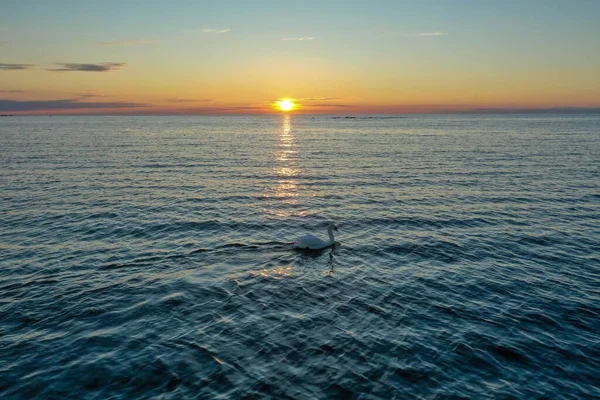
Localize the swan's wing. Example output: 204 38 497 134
294 234 327 249
298 234 318 242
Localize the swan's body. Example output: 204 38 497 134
293 223 338 250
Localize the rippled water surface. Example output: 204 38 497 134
1 114 599 399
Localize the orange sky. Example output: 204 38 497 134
1 1 600 114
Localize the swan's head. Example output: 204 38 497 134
327 222 338 232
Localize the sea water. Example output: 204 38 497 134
1 114 599 398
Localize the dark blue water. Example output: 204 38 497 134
1 114 599 399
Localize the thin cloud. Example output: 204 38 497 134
0 90 26 93
98 39 163 45
0 63 33 71
181 28 231 34
410 32 447 36
0 98 147 112
0 41 7 46
181 28 230 34
282 37 314 41
202 28 230 33
75 92 112 98
165 98 213 103
301 97 340 101
307 104 357 108
469 107 600 114
47 62 126 72
178 105 265 113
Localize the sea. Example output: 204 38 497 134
1 114 598 399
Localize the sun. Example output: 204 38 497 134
276 98 295 112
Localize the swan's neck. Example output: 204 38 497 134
327 227 335 243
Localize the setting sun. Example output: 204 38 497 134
276 98 296 112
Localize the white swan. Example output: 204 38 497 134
293 222 338 250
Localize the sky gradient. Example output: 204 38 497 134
1 0 600 114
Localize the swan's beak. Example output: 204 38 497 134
334 227 338 232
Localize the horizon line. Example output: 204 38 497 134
3 108 600 117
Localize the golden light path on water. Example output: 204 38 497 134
257 114 302 278
268 114 301 217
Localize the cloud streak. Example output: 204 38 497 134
0 90 26 93
0 98 147 112
165 98 213 103
182 28 230 34
468 107 600 114
301 97 340 101
167 105 265 114
202 28 230 33
47 62 126 72
410 32 447 36
98 39 163 45
75 92 112 98
306 104 357 108
0 63 33 71
282 37 314 41
181 28 231 35
0 41 7 46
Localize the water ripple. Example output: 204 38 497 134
1 115 599 399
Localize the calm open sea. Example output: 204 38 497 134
1 114 599 399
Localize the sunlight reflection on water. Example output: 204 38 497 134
1 114 599 399
268 114 303 217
